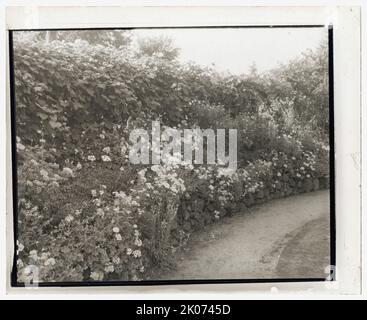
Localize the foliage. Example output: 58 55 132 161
265 42 329 133
135 36 180 61
13 32 330 283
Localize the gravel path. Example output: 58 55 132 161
161 190 330 280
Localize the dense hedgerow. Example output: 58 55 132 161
13 34 330 283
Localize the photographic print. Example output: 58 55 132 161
10 26 333 286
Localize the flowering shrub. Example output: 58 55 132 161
13 34 329 283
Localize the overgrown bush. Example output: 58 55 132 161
13 33 330 283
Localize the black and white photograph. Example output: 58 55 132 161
11 26 333 286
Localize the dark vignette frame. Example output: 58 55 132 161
8 25 336 288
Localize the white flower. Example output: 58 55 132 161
44 258 56 266
135 239 142 247
26 180 33 187
17 243 24 252
88 155 96 162
120 145 127 155
91 189 97 197
41 253 48 260
101 155 111 162
62 167 74 177
76 162 82 170
90 271 103 281
65 215 74 223
151 165 160 172
112 227 120 233
40 169 48 177
277 172 282 177
94 198 101 207
104 265 115 273
99 134 105 139
126 248 133 255
139 266 145 273
133 250 142 258
23 266 33 276
17 259 24 268
112 257 121 264
17 143 25 151
96 208 104 216
29 250 38 261
115 234 122 241
137 169 147 182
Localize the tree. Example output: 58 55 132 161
44 30 132 48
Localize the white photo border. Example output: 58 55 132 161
5 5 361 296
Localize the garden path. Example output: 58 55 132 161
161 190 330 280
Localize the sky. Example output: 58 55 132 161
133 27 328 75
